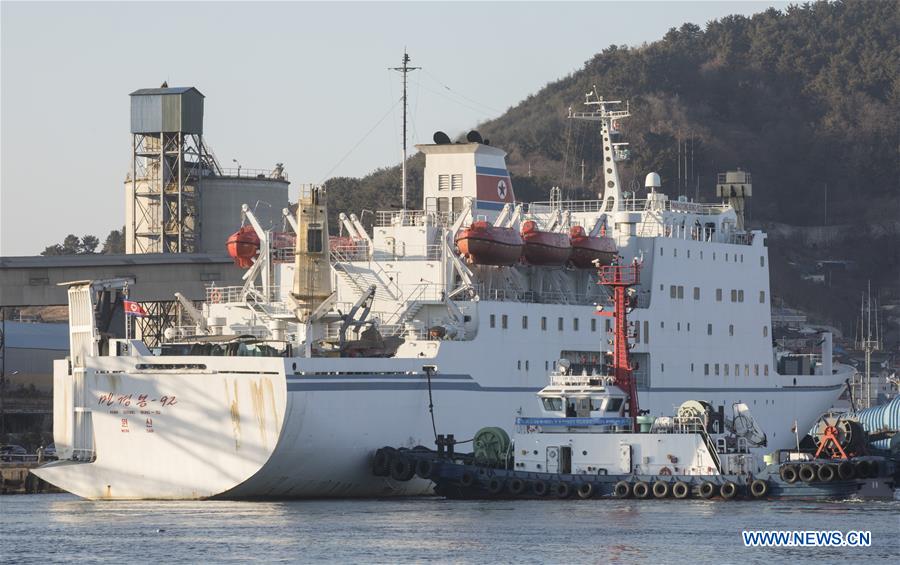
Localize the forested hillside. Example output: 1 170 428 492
325 0 899 334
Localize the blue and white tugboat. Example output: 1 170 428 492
373 263 897 500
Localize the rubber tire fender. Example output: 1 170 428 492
460 470 476 487
672 481 690 499
779 465 798 484
854 460 871 479
799 464 817 483
554 482 571 499
633 481 650 499
652 480 670 499
699 481 716 499
372 449 391 477
508 478 526 496
415 459 434 480
532 480 548 496
720 481 738 500
817 464 836 483
488 477 505 494
390 455 415 482
750 479 768 498
577 482 595 499
837 460 855 480
613 481 631 499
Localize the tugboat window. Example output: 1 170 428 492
606 398 623 412
542 398 563 411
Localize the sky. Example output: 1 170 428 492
0 1 787 256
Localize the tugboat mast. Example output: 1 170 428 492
391 50 420 210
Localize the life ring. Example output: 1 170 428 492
210 289 222 303
659 467 673 477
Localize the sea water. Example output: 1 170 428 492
1 494 898 563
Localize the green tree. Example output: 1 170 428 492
101 227 125 254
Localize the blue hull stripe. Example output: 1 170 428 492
287 381 542 392
288 373 472 381
475 200 506 211
475 166 509 177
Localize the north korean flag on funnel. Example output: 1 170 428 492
124 300 148 317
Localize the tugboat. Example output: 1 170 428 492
372 261 897 500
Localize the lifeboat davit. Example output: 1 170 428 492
455 220 523 266
521 220 571 266
569 225 617 268
226 226 260 268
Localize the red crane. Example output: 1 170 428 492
596 262 641 429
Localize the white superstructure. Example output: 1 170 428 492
34 90 851 499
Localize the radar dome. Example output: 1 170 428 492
645 172 661 190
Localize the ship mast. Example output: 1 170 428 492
391 50 420 211
569 86 630 212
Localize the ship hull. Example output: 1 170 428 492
33 350 851 500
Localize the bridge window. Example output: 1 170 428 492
677 286 684 299
763 325 768 337
704 363 709 376
694 287 700 300
643 321 649 344
670 285 677 298
541 316 547 331
759 291 766 303
522 316 528 329
501 315 508 329
490 314 495 328
591 318 597 332
729 324 734 336
558 317 564 331
715 363 720 376
760 256 765 267
764 364 769 376
707 323 713 335
724 364 730 376
716 289 723 302
738 290 745 302
573 318 579 331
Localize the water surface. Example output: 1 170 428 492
2 494 898 563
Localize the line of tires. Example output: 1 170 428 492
372 448 436 482
612 478 768 500
778 459 875 484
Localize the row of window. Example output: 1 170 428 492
489 314 769 339
703 363 770 377
660 246 765 267
490 314 611 332
667 285 766 304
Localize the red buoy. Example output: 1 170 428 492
226 226 260 268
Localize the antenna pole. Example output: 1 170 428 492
391 50 420 210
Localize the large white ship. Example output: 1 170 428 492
34 90 851 499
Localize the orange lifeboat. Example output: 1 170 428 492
521 220 571 266
455 220 524 266
569 225 617 268
226 226 260 268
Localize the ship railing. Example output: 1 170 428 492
213 167 289 181
548 374 614 387
465 283 599 306
672 416 707 434
371 244 442 262
205 285 283 305
374 209 459 228
330 240 370 262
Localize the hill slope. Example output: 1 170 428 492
325 0 899 334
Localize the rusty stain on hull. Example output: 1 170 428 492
227 380 241 450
